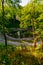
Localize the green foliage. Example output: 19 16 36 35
18 0 43 40
0 0 21 33
0 45 43 65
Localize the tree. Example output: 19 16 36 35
37 10 43 50
1 0 21 46
2 0 7 47
19 0 43 47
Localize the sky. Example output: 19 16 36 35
20 0 30 6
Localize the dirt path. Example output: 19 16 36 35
0 33 40 46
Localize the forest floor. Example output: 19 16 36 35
0 44 43 65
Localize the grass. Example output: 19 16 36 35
0 43 43 65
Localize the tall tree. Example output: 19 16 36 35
19 0 43 47
1 0 21 46
2 0 7 47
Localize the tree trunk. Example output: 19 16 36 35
33 35 37 47
32 18 36 47
41 38 43 50
4 32 7 47
2 0 7 47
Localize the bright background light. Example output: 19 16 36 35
20 0 30 6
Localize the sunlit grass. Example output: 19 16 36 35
0 43 43 65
